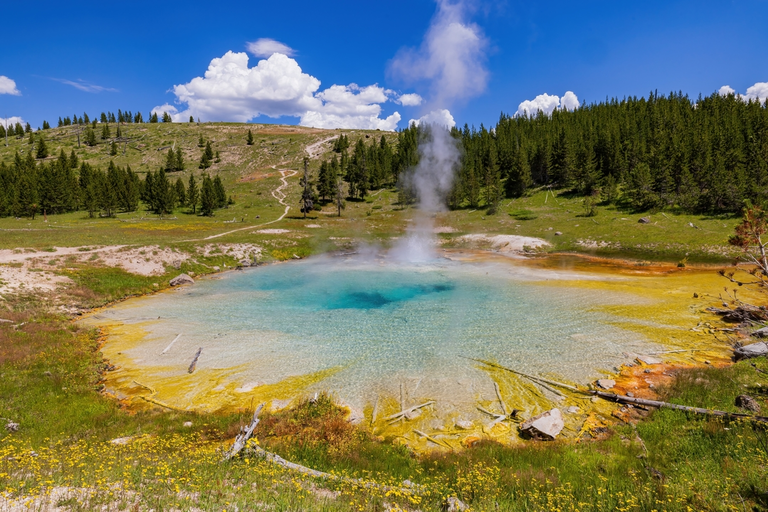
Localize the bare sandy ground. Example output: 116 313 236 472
458 234 551 253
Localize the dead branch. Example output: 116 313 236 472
224 403 264 460
187 347 202 373
384 401 435 423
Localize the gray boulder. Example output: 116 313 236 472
752 327 768 338
238 259 251 268
734 342 768 361
169 274 195 287
519 408 564 440
735 395 761 413
443 496 469 512
638 217 651 224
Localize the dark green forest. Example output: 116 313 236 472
0 150 228 219
316 91 768 215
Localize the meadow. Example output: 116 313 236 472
0 121 765 511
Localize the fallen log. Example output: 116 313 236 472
224 403 264 460
188 347 202 373
162 333 182 354
466 358 580 393
590 391 768 423
414 429 452 449
384 401 435 423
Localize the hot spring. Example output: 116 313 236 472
83 251 731 446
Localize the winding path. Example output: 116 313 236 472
191 167 297 242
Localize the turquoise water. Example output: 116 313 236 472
92 254 661 417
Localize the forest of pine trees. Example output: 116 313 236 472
313 91 768 215
0 151 228 218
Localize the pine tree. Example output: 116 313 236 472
165 148 177 172
300 157 314 218
24 123 31 134
198 135 205 147
162 112 172 123
175 147 184 171
189 116 194 123
200 175 215 216
187 174 199 214
246 129 254 145
110 141 118 156
149 112 158 123
36 136 48 159
505 145 532 198
42 121 50 130
175 177 187 208
85 128 97 147
101 124 111 140
213 175 226 208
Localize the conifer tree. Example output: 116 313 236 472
42 120 50 130
213 175 226 208
187 174 199 214
110 141 118 156
246 129 254 145
189 116 194 123
174 177 187 207
36 136 48 159
198 135 205 147
200 175 215 216
165 148 177 172
300 157 314 218
101 124 111 140
162 112 172 123
175 147 184 171
85 128 97 147
24 123 31 133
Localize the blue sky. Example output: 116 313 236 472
1 0 767 131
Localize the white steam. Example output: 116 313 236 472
389 0 488 109
389 0 485 262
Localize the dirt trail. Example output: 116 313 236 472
305 135 338 159
192 167 298 242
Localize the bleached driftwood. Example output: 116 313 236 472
414 429 452 449
187 347 202 373
384 401 435 423
224 403 264 460
591 391 768 423
162 333 182 354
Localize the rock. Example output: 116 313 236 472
188 271 195 277
554 231 563 236
735 395 761 413
110 436 133 445
183 421 193 427
5 421 19 432
152 283 159 288
638 216 651 224
455 420 474 430
596 379 616 390
443 496 469 511
565 406 580 414
172 259 181 269
213 266 220 271
734 342 768 361
626 392 634 398
753 327 768 338
169 274 195 287
519 408 564 440
636 355 663 365
239 259 251 267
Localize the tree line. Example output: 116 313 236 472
0 150 229 219
311 91 768 215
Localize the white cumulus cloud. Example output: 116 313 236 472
152 104 178 116
389 0 488 108
409 109 455 129
719 85 736 96
156 51 407 131
246 38 296 58
515 91 580 117
397 93 424 106
718 81 768 102
1 116 26 128
745 82 768 102
0 76 20 96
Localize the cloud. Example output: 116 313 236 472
409 109 455 128
719 85 736 96
396 93 423 106
745 82 768 102
515 91 580 117
157 51 406 131
300 83 401 130
51 78 118 93
718 82 768 102
246 38 296 58
560 91 580 111
152 104 178 116
389 0 488 108
0 76 20 96
1 116 26 128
